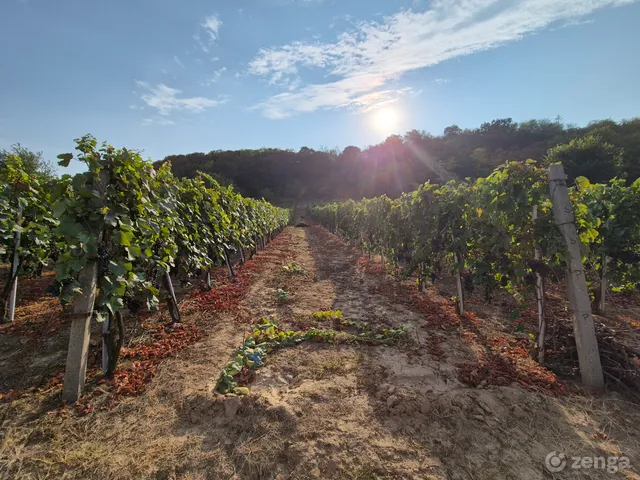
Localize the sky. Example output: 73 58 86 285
1 0 640 175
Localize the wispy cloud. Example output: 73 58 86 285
249 42 330 85
249 0 635 118
173 55 185 69
136 81 226 115
251 74 407 119
200 67 228 86
202 14 222 42
560 18 596 28
142 117 176 126
194 14 223 53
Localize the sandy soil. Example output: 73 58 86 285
1 224 640 479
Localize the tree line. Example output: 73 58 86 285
155 117 640 202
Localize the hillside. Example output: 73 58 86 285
158 117 640 202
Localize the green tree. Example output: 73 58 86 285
545 135 622 183
0 144 56 182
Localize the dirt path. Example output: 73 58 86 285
2 226 640 479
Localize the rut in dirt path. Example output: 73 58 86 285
228 225 452 479
298 225 467 393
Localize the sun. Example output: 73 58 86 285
372 107 399 133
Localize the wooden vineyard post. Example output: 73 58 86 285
598 255 609 314
7 204 23 323
548 164 604 389
205 269 212 290
451 233 464 316
453 251 464 316
533 205 547 364
63 262 99 403
101 314 110 374
224 249 236 281
63 170 109 402
163 272 181 324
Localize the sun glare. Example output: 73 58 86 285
372 107 399 133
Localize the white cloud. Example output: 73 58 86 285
202 14 222 42
136 81 226 115
248 42 330 85
173 55 185 69
194 14 223 53
433 78 450 84
200 67 228 86
193 33 209 53
142 117 176 126
560 18 596 28
248 0 636 118
251 74 408 119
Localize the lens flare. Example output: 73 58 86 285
372 107 398 133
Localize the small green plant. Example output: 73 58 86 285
275 288 290 303
282 262 305 274
215 315 406 395
312 309 367 330
312 310 343 320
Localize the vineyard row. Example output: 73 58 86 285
311 160 640 388
0 135 290 401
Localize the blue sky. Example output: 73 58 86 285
1 0 640 175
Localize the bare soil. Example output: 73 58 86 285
1 225 640 479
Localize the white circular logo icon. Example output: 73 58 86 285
545 452 567 473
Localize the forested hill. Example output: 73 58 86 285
156 117 640 203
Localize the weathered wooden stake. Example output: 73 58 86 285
548 164 604 389
224 249 235 281
101 314 110 374
163 272 181 324
451 232 465 315
206 269 212 290
598 255 609 314
453 251 464 316
63 262 99 403
418 263 426 294
7 204 23 323
533 205 547 364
